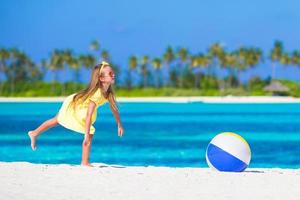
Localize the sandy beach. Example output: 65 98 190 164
1 97 299 199
0 162 299 200
1 96 300 103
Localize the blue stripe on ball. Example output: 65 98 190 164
207 143 248 172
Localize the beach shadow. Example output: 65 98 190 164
244 170 265 173
96 164 126 169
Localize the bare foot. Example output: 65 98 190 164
81 163 94 167
28 131 37 151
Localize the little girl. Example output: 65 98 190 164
28 61 124 167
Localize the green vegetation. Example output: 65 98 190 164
0 40 300 97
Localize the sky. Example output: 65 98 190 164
1 0 300 82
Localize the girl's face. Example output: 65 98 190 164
100 66 115 85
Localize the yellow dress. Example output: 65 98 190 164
57 88 108 134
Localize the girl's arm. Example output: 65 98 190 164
109 104 124 137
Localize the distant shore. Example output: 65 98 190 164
1 162 299 200
1 96 300 103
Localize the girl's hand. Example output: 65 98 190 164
118 125 124 137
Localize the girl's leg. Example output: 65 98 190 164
81 133 94 167
28 115 59 150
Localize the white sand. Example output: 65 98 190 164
1 96 300 103
0 162 299 200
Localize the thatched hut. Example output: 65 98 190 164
264 81 289 96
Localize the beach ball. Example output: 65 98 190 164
206 132 251 172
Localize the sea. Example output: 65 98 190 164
0 101 299 168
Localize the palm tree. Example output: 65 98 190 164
163 46 175 86
8 48 28 94
208 43 225 90
246 48 263 67
0 48 10 94
225 47 262 88
101 49 110 62
39 59 48 77
208 43 225 66
7 48 19 94
90 40 100 51
85 54 96 69
280 53 292 66
49 49 64 95
140 55 150 88
190 54 211 89
291 50 300 69
152 58 162 88
234 47 249 87
128 55 138 89
177 47 189 88
28 61 42 83
79 54 96 82
190 55 200 88
69 56 80 91
270 40 283 82
220 52 238 89
4 48 41 95
60 49 73 95
90 40 100 63
243 47 263 91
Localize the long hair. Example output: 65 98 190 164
69 62 118 111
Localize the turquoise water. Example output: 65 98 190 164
0 102 300 168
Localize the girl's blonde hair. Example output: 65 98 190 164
69 61 118 111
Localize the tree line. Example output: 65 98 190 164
0 40 299 96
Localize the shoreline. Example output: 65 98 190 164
1 96 300 103
1 162 299 200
